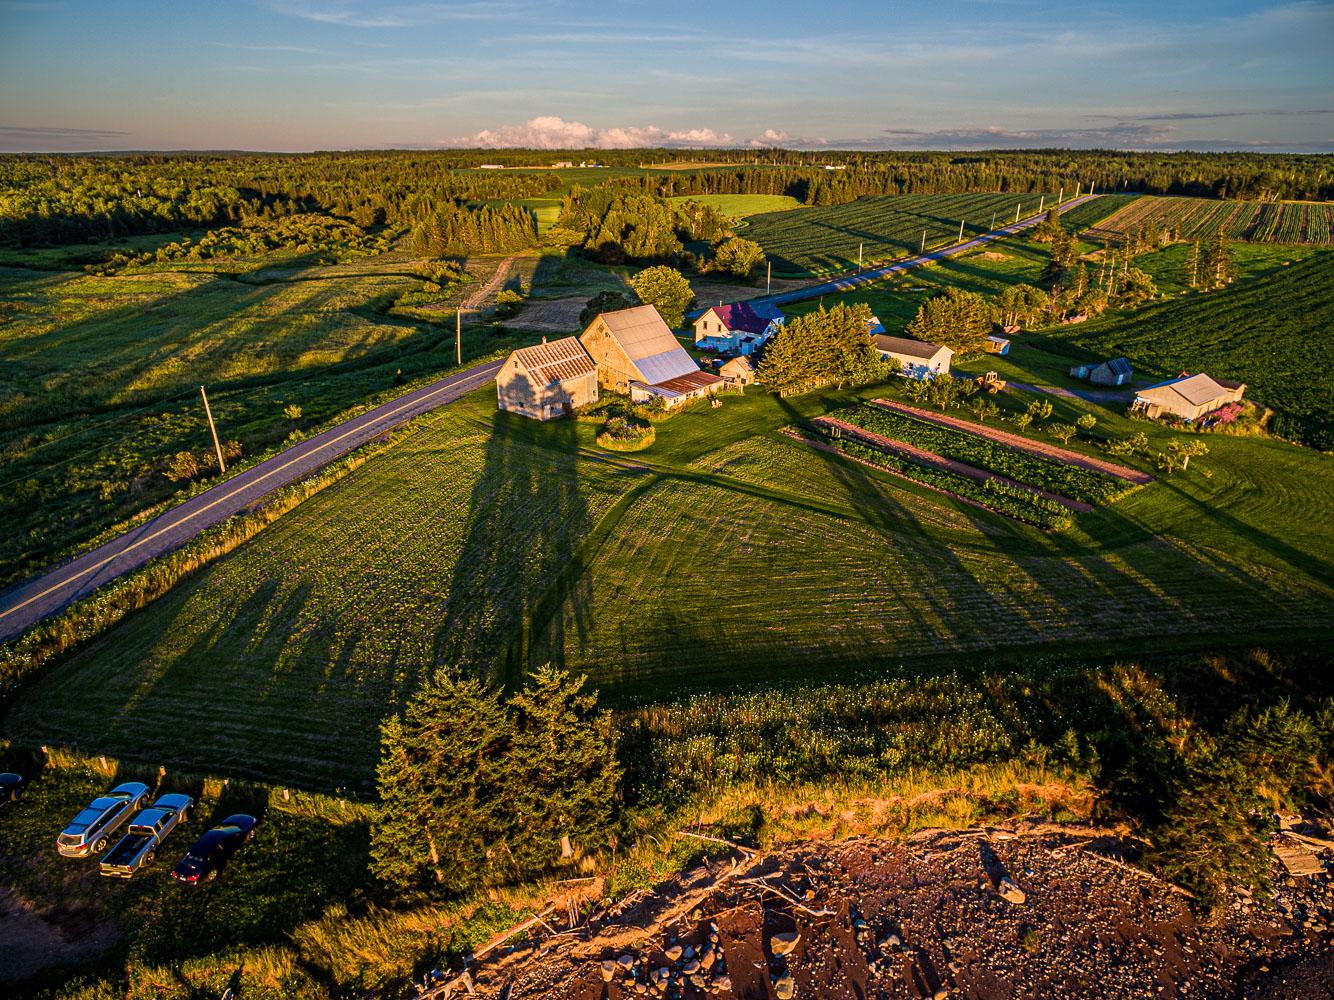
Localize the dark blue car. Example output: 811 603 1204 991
170 814 258 884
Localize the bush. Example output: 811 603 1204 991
596 416 655 452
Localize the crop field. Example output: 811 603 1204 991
741 193 1059 276
1083 196 1334 245
1073 251 1334 449
9 351 1334 785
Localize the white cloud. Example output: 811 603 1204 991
444 116 738 149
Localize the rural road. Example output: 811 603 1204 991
718 193 1104 312
0 358 504 644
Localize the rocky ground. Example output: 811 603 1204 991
438 821 1334 1000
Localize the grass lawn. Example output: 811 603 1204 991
670 193 803 217
7 349 1332 787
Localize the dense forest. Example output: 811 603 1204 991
549 186 732 263
1 149 1329 248
409 202 539 257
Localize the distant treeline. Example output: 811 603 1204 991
0 152 560 246
1 149 1329 247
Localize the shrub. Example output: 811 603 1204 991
596 416 655 452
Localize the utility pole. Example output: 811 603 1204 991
1039 195 1045 213
921 230 926 253
858 243 863 272
456 309 462 366
200 385 225 474
991 210 996 230
1015 203 1021 223
1075 181 1081 199
1058 187 1063 205
958 219 965 242
766 260 771 296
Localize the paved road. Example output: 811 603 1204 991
0 358 504 643
694 193 1104 315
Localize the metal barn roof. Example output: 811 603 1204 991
1138 372 1232 407
871 334 952 361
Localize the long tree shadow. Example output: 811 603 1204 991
432 387 595 690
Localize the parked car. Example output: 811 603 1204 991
171 814 259 885
99 793 193 878
56 782 150 857
0 772 24 808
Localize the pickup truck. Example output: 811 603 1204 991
98 793 193 878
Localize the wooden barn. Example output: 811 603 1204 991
581 305 724 407
720 354 759 388
496 336 598 421
1089 357 1134 387
984 335 1011 356
1132 373 1245 421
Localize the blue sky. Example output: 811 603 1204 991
1 0 1331 151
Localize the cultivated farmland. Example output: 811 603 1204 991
11 376 1334 785
741 193 1062 275
1082 196 1334 245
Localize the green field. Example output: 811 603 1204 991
8 348 1333 786
669 193 803 217
742 193 1061 275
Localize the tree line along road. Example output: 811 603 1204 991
0 358 505 644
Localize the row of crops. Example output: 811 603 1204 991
1085 196 1334 245
826 405 1137 506
802 423 1075 530
742 192 1060 276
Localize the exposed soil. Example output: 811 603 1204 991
0 888 119 984
869 400 1155 485
445 823 1334 1000
690 279 806 306
810 416 1093 513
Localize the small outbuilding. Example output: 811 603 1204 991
984 335 1011 356
1132 373 1246 421
496 336 598 421
1089 357 1134 387
693 302 785 355
871 334 954 380
720 354 759 388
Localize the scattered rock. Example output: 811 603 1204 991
933 989 949 1000
664 944 683 962
998 877 1026 904
618 954 635 970
713 975 732 992
771 931 802 956
775 973 796 999
701 946 716 971
601 959 616 982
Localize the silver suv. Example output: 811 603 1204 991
56 782 150 857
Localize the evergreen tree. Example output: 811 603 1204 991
1182 239 1202 289
906 287 994 354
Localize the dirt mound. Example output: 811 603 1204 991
445 823 1334 999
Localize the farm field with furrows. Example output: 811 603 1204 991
1082 195 1334 245
14 368 1334 784
0 247 525 586
741 192 1065 275
2 407 639 787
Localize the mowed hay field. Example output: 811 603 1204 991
1083 195 1334 245
741 192 1067 275
8 366 1334 788
669 193 802 216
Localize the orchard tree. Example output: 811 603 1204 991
1047 422 1077 445
1075 412 1098 434
631 266 695 329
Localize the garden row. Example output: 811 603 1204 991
1085 196 1334 246
802 428 1073 530
826 405 1135 506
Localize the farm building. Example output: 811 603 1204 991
1132 373 1246 421
866 315 886 335
1069 364 1093 379
496 336 598 421
581 305 724 407
984 335 1011 356
693 302 784 355
1089 358 1134 387
871 334 954 380
720 354 759 388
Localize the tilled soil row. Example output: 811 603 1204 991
810 417 1094 513
869 400 1155 485
447 822 1333 1000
